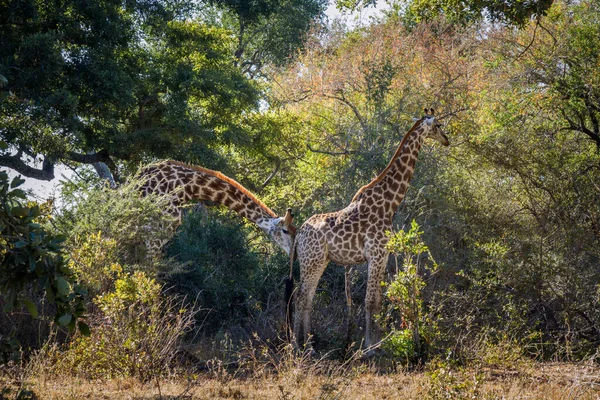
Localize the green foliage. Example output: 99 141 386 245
0 170 88 335
0 0 262 178
384 220 438 362
56 174 175 266
212 0 327 72
57 271 197 380
0 334 20 365
426 360 483 400
164 207 288 335
383 328 416 362
67 231 123 295
386 0 554 27
275 1 599 361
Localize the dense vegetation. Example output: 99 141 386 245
1 0 599 396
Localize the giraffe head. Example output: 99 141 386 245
266 208 296 255
421 108 449 146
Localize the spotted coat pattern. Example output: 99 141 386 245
138 160 295 255
293 114 449 349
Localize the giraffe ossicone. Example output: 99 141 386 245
138 160 296 255
292 110 449 351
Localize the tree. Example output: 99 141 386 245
271 18 474 212
211 0 328 77
0 170 88 344
0 0 260 182
336 0 554 26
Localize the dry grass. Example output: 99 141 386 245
2 362 598 399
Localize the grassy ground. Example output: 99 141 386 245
3 362 598 399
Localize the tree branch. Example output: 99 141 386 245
259 160 281 192
322 92 369 134
561 110 600 150
0 153 55 181
307 143 354 156
67 150 120 183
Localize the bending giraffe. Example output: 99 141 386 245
138 160 296 255
292 109 449 350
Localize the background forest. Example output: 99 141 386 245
1 0 599 398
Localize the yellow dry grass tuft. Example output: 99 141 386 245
2 362 598 399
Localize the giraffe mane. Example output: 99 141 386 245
163 160 278 218
351 117 425 202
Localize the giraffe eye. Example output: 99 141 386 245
282 229 289 235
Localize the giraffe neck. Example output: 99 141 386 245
351 120 426 217
140 160 278 234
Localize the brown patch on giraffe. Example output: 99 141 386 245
214 191 226 204
203 188 214 198
209 179 223 191
227 186 240 199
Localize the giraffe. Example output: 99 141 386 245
137 160 296 255
292 109 449 350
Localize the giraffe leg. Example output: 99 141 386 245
293 258 328 351
344 267 354 350
364 254 389 350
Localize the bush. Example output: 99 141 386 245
56 173 175 267
164 207 289 338
0 170 88 363
383 220 439 363
56 271 198 380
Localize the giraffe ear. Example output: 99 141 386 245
423 107 428 116
430 108 435 116
284 208 293 228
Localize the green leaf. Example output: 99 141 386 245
78 321 91 337
74 285 88 296
0 140 8 150
55 276 71 296
58 313 72 327
10 176 25 188
10 189 27 199
23 299 39 318
11 206 30 217
29 205 41 218
14 240 27 249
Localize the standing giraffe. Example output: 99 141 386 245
138 160 296 255
293 110 449 350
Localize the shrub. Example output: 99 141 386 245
383 220 439 363
58 270 198 380
56 173 175 267
0 170 88 363
164 207 288 337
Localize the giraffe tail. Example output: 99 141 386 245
284 244 296 341
284 276 294 338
